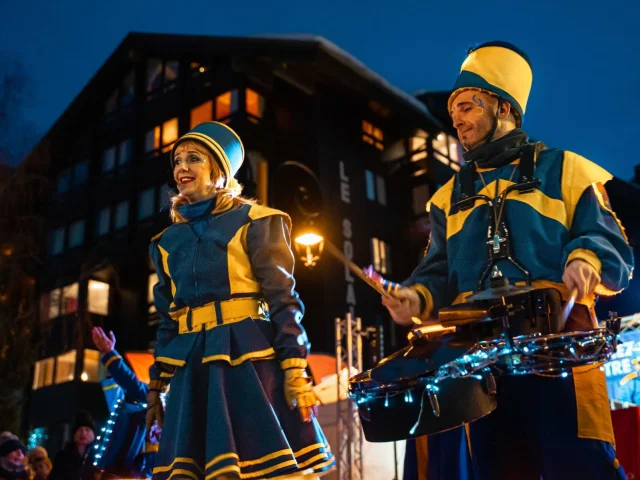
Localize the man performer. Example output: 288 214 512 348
381 41 633 479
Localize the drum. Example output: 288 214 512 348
475 328 618 375
348 327 497 443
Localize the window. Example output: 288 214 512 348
57 168 71 194
114 200 129 229
145 118 178 155
246 88 265 122
413 184 430 216
48 289 61 319
158 183 172 212
74 160 89 185
54 350 77 384
96 207 110 237
362 120 384 150
410 130 429 162
32 358 54 389
119 139 132 165
190 101 213 128
82 350 105 382
88 280 109 315
102 147 116 172
146 59 179 96
61 283 79 314
371 238 391 275
216 90 238 121
365 170 375 201
68 220 85 248
138 187 155 220
448 136 462 164
105 90 118 115
120 70 135 106
364 170 387 206
148 272 158 314
49 227 65 255
433 133 448 157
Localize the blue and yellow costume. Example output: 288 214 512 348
149 122 334 480
403 42 634 479
97 351 156 478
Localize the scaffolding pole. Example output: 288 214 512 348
335 313 363 480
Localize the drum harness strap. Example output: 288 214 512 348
455 142 546 291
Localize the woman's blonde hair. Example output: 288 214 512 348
169 140 254 223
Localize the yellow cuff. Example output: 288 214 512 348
408 284 434 320
566 248 602 275
280 358 308 370
148 379 167 392
159 372 174 378
104 355 122 369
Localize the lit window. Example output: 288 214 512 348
102 147 116 172
148 272 158 314
246 88 265 121
138 187 156 220
82 350 105 382
96 207 110 237
165 61 179 84
145 127 161 153
88 280 109 315
448 136 462 165
54 350 77 384
49 227 65 256
32 357 54 389
68 220 85 248
362 120 384 150
105 90 118 115
162 118 178 151
62 283 79 315
410 130 429 162
57 168 71 194
74 161 89 185
48 289 61 319
365 170 375 201
190 101 213 129
413 184 430 215
434 151 450 167
114 200 129 229
216 90 238 121
371 238 391 275
433 133 448 157
119 139 132 165
450 162 461 172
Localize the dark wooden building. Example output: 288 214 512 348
24 33 462 450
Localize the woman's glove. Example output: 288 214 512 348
145 380 166 440
283 367 319 422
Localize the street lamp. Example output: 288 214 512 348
294 226 324 268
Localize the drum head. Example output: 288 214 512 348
370 333 471 383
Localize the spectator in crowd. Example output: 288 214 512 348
0 432 28 480
48 412 100 480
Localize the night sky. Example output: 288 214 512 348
2 0 639 179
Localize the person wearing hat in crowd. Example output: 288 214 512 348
145 121 335 479
90 326 157 478
0 432 28 480
49 412 100 480
375 41 633 479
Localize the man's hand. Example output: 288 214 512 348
381 288 422 327
562 259 601 301
91 327 116 354
145 390 164 439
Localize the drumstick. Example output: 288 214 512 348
322 240 391 297
562 287 579 324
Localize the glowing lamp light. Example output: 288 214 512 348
293 230 324 268
81 372 89 382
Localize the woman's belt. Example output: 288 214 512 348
169 298 266 334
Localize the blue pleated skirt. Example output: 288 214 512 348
152 333 335 479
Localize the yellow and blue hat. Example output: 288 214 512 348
171 121 245 187
448 41 533 126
